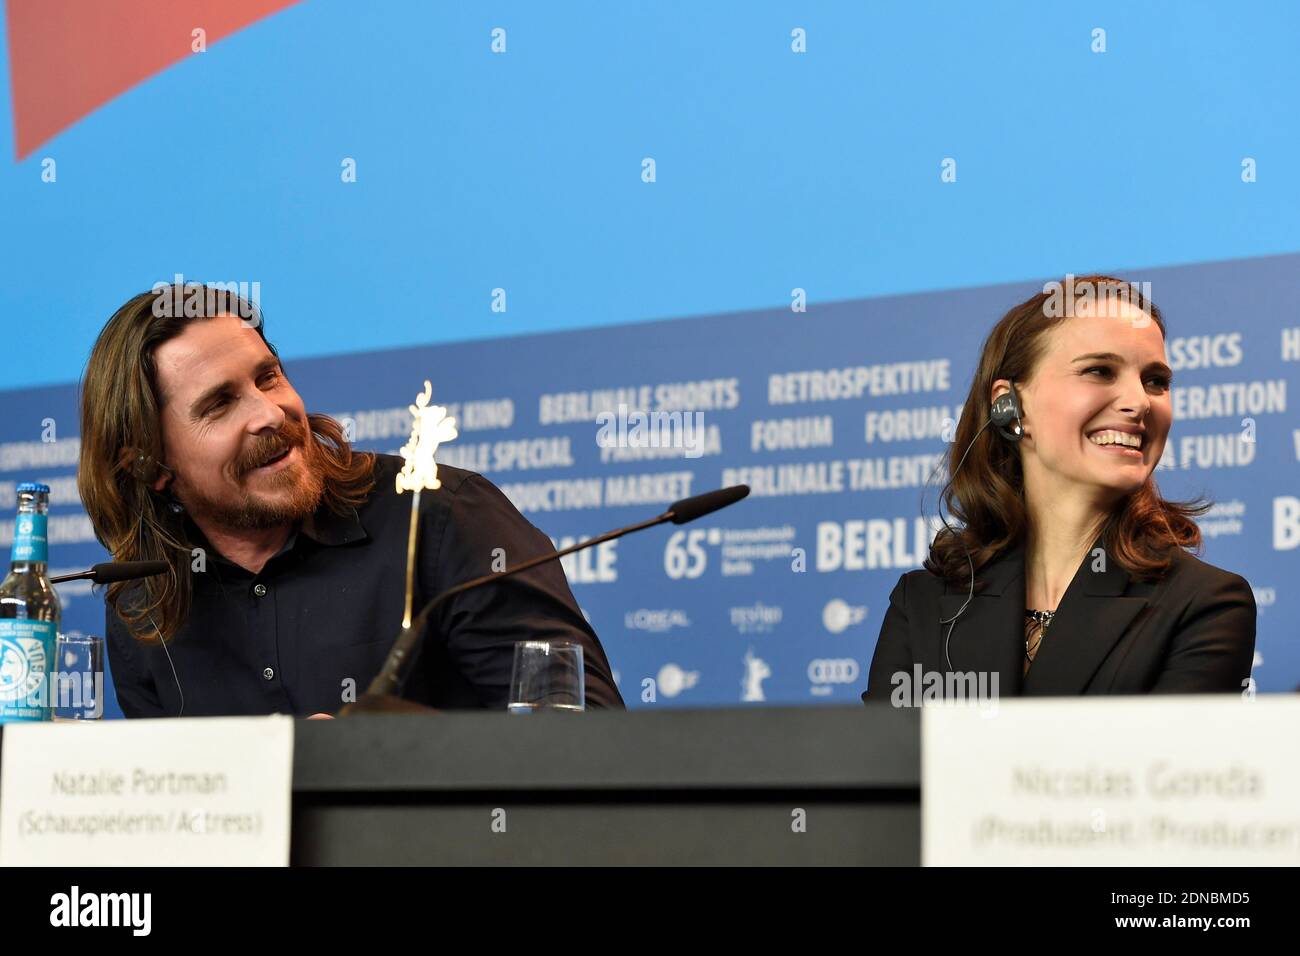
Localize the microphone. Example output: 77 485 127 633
666 484 748 524
343 485 751 712
51 559 185 718
49 561 169 585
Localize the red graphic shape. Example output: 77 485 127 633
6 0 301 160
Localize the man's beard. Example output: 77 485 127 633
178 418 326 531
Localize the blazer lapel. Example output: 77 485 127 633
935 533 1150 696
937 540 1027 696
1023 534 1148 694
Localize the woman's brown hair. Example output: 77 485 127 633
925 274 1210 591
77 285 376 645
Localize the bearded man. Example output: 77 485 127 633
78 285 623 717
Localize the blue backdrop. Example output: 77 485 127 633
1 1 1297 715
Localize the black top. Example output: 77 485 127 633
863 533 1256 699
106 454 625 716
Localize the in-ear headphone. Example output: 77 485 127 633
122 448 184 513
123 447 175 485
990 382 1024 442
988 328 1026 442
936 330 1027 669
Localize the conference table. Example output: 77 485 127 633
292 706 920 865
11 696 1288 866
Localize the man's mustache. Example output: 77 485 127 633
238 419 309 475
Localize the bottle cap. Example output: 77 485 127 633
16 482 51 494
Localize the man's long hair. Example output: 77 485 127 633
924 275 1210 592
78 285 376 645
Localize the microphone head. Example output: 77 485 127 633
90 561 170 584
668 485 750 525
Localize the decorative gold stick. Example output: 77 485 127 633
395 380 458 630
402 490 420 628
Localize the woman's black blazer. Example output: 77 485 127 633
863 534 1257 699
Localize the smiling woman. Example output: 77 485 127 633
941 278 1184 583
863 275 1257 700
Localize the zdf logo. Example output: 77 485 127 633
807 658 859 684
822 599 867 634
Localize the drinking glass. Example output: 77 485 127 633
507 641 585 713
53 632 104 720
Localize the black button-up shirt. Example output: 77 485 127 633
106 454 624 716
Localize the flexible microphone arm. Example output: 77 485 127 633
362 485 750 700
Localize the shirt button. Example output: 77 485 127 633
253 583 268 597
262 667 275 680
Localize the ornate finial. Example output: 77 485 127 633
396 380 458 493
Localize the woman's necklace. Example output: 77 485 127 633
1024 608 1056 665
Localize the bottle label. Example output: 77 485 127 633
11 512 48 563
0 619 56 721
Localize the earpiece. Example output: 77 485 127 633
122 448 184 513
938 347 1027 670
990 381 1024 442
123 447 175 485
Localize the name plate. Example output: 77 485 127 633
922 695 1300 866
0 716 294 866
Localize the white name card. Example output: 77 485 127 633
0 716 294 866
923 695 1300 866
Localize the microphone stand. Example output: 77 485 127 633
338 511 670 717
338 484 747 716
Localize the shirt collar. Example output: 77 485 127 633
182 499 368 562
299 501 368 547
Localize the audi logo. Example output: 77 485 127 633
807 658 859 684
